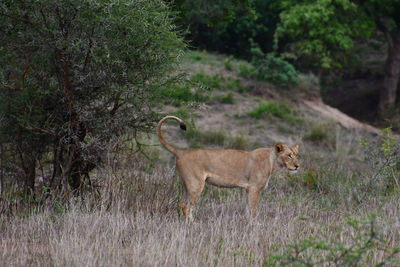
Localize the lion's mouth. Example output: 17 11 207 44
288 168 298 174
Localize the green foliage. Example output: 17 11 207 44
264 215 400 266
380 128 396 157
252 54 299 88
305 126 328 144
174 0 279 59
276 0 374 69
185 127 226 148
224 56 234 70
172 108 191 121
191 72 223 90
154 84 210 107
233 42 298 88
383 107 400 132
357 129 400 200
224 78 241 91
238 85 252 93
215 92 235 104
184 123 251 150
249 102 296 123
0 0 185 191
238 63 256 77
214 236 224 267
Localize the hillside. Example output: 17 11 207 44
155 50 382 163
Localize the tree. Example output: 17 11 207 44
276 0 400 114
173 0 273 58
0 0 184 193
358 1 400 114
275 0 371 70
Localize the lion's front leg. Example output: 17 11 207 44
246 186 261 218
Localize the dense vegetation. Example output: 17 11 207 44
0 0 184 193
176 0 400 117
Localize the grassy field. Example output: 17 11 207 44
1 151 399 266
1 50 399 266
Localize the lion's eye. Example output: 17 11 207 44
288 154 293 159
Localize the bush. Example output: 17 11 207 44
216 92 235 104
252 55 299 88
191 72 223 90
238 63 256 78
305 126 328 144
154 84 210 107
249 102 296 123
358 128 400 200
264 215 400 266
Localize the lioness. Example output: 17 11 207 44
157 116 299 221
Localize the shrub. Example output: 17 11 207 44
249 102 296 123
264 215 400 266
191 72 223 90
238 63 256 78
224 78 241 91
358 128 400 200
154 84 210 107
216 93 235 104
224 56 234 70
305 126 328 144
252 55 299 88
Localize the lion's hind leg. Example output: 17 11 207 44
178 184 188 217
177 168 205 223
186 180 205 223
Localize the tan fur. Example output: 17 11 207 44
157 116 300 222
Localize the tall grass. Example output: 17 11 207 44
0 132 399 266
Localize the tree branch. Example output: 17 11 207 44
23 110 55 136
375 16 393 49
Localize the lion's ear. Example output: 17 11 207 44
293 144 299 152
274 143 284 153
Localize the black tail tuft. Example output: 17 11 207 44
180 122 187 131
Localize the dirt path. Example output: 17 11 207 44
304 99 381 135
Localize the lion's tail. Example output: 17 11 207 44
157 116 186 156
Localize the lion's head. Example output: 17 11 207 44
274 143 300 173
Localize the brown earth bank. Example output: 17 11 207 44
322 73 381 123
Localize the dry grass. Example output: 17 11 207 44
1 149 399 266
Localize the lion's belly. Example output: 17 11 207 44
205 173 249 188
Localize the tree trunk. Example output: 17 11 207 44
0 142 3 196
379 28 400 115
25 159 36 194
